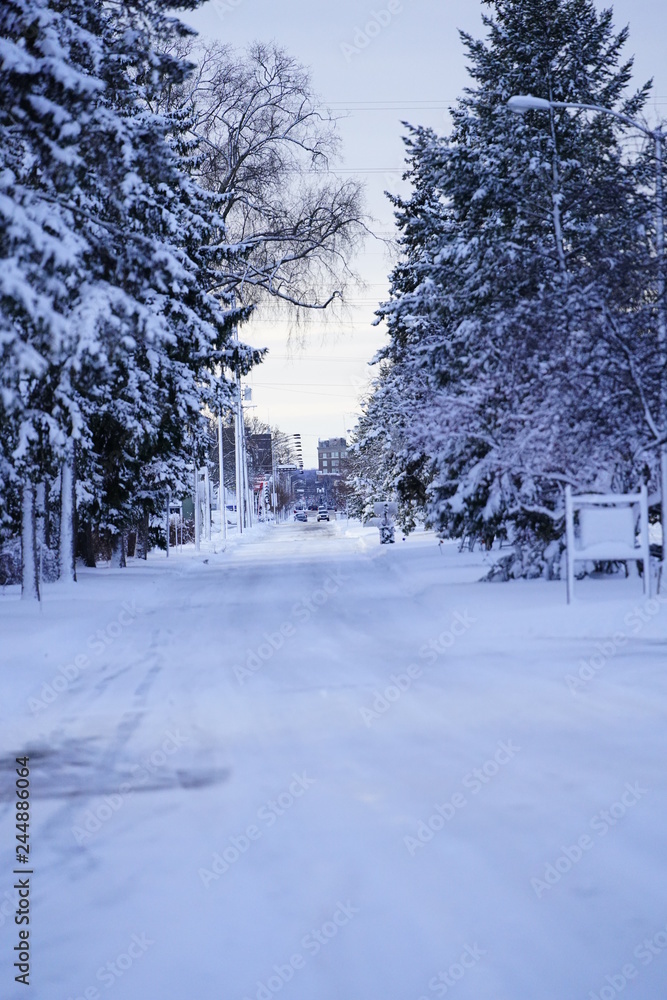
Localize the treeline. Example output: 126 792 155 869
350 0 665 579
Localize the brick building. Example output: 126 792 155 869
318 437 347 475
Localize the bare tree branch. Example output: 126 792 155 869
155 39 367 318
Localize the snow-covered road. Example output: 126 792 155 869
1 519 666 1000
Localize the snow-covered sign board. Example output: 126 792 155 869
373 502 398 517
565 485 651 603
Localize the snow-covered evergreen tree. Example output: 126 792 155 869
361 0 659 577
0 0 100 596
0 0 260 594
347 363 429 530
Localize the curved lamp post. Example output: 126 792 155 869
508 94 667 584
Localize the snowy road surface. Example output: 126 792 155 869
1 519 666 1000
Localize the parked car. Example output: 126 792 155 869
294 509 308 522
317 506 330 522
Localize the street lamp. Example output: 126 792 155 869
292 433 303 470
508 93 667 582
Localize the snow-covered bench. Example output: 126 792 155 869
565 485 650 602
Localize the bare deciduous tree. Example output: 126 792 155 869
160 40 367 315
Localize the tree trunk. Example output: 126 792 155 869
136 508 149 560
59 440 77 584
35 481 46 582
110 532 126 568
21 484 40 601
78 522 97 568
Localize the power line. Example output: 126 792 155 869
326 97 667 106
312 167 403 172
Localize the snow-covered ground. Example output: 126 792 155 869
1 519 666 1000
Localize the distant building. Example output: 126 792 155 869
318 437 347 475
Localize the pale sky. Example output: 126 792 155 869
180 0 667 466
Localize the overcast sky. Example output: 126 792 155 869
180 0 667 466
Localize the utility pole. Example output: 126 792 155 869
241 403 253 528
229 289 254 534
271 433 278 521
166 489 170 558
194 463 200 553
218 414 227 541
204 466 211 542
654 132 667 589
230 287 243 537
234 376 243 535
